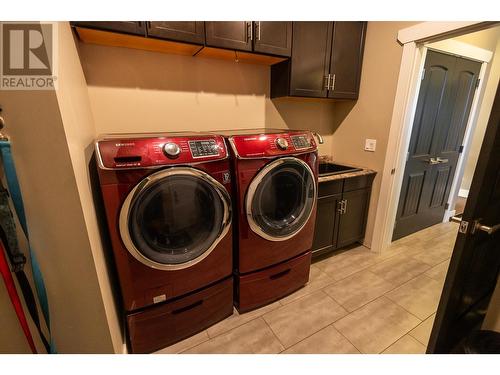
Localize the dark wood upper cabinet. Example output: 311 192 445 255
289 22 333 98
271 21 366 100
328 22 366 99
253 21 292 57
146 22 205 44
205 22 252 52
70 21 146 36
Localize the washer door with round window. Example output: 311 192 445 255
246 157 316 241
119 167 231 270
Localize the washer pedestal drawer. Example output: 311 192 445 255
126 277 233 353
235 251 311 313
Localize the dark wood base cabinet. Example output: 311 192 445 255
235 251 311 313
126 277 233 353
312 174 375 259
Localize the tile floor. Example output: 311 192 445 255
155 221 459 354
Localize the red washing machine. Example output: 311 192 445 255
95 133 233 353
219 129 318 312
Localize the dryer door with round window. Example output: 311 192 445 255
246 157 316 241
119 167 231 270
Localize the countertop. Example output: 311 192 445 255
317 156 377 183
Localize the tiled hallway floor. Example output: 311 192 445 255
156 221 459 354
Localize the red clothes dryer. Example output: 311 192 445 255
220 129 318 312
96 133 233 353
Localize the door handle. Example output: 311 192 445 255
436 157 449 164
330 74 336 91
472 220 500 235
426 157 440 165
325 74 331 90
247 21 253 41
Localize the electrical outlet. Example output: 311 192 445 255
365 139 376 152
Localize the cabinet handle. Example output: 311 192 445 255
172 300 203 315
325 74 331 90
330 74 336 91
247 21 253 41
257 21 261 40
270 269 291 280
343 199 348 214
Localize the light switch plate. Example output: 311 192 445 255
365 139 376 152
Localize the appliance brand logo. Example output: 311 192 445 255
0 22 58 90
115 142 135 147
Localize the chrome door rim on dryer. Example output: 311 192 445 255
119 166 232 271
245 157 317 241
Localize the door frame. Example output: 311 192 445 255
371 22 497 254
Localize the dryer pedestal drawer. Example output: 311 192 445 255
235 251 311 313
126 277 233 353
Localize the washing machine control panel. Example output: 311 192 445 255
229 131 317 159
188 139 220 158
96 134 227 169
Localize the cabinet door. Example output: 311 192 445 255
146 22 205 44
205 22 252 51
311 194 341 256
289 22 333 98
71 21 146 36
328 22 366 99
253 21 292 57
337 188 370 248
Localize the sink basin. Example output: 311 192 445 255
318 162 362 176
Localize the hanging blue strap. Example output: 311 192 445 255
0 140 56 353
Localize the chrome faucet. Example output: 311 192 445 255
312 132 324 144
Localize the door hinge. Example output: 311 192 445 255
458 145 464 154
445 203 449 210
406 152 410 162
390 168 396 175
421 68 426 81
475 78 480 89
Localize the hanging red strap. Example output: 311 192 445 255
0 240 37 354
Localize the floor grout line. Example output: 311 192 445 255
170 223 459 354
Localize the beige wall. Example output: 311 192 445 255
458 28 500 193
0 22 119 353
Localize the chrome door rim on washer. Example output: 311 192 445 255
119 167 232 271
245 157 316 241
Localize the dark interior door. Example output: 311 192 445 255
146 22 205 44
253 21 292 57
204 21 252 51
289 22 333 98
328 21 366 99
428 80 500 353
394 51 481 240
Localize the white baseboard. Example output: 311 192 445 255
458 189 469 198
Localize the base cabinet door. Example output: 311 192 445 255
146 22 205 44
70 21 146 36
328 22 366 99
253 21 292 57
337 188 370 248
311 194 341 256
205 21 252 51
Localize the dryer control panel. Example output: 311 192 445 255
228 130 317 159
96 134 228 169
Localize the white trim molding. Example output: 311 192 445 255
459 189 470 198
371 22 495 254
